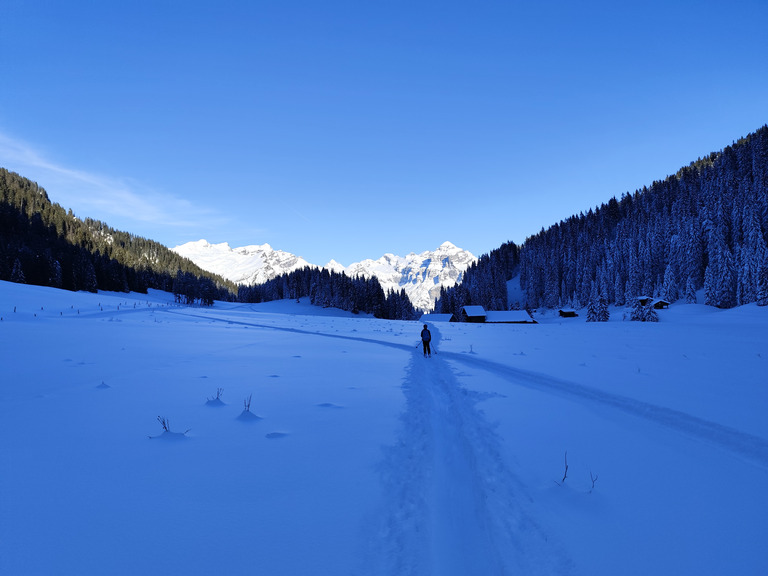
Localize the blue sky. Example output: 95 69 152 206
1 1 767 266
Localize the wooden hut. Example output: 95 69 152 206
485 310 537 324
460 306 487 323
419 313 456 322
637 296 653 306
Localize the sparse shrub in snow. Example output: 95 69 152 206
149 416 190 439
237 393 262 422
206 387 225 406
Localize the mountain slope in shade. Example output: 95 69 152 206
173 240 477 311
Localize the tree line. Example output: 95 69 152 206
0 168 235 304
237 266 418 320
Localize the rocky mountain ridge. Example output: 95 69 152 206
172 240 477 311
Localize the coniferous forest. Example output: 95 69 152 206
237 267 418 320
0 168 235 304
436 125 768 316
434 241 521 315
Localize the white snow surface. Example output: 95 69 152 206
172 239 477 311
1 279 767 575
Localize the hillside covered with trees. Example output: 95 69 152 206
436 125 768 317
0 168 235 303
238 266 418 320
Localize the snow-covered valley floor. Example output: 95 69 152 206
1 280 767 575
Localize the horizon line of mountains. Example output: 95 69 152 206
171 239 477 312
2 123 767 317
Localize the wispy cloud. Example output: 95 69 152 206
290 206 313 222
0 132 229 237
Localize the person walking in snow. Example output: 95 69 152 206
420 324 432 357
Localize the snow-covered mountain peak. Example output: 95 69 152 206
173 240 477 311
338 243 477 311
189 239 227 250
172 240 314 286
325 259 346 273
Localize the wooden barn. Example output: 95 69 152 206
457 306 536 324
485 310 537 324
461 306 487 323
637 296 670 309
558 309 578 318
419 313 456 322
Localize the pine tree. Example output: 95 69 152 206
685 276 698 304
50 259 63 288
631 298 658 322
11 258 25 284
757 260 768 306
597 285 610 322
704 225 736 308
630 298 644 321
661 263 678 302
586 282 598 322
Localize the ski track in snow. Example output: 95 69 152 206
359 328 570 575
172 309 570 573
170 307 768 470
442 352 768 469
169 309 571 572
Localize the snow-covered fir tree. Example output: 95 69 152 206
586 282 598 322
630 298 659 322
685 276 697 304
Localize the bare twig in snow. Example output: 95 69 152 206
554 451 569 486
590 470 599 493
